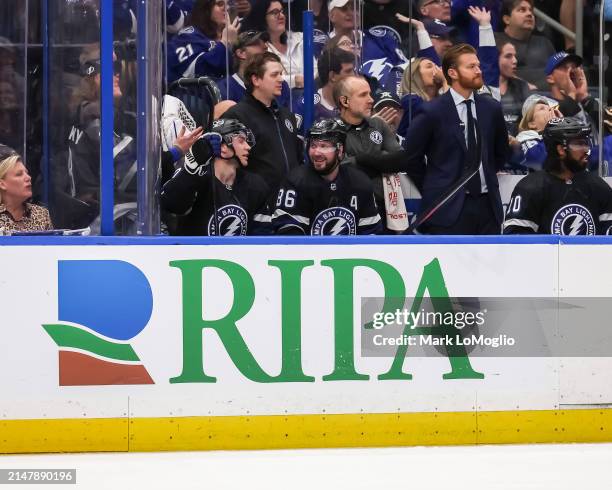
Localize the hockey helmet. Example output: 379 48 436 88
211 118 256 148
543 116 592 147
306 118 348 147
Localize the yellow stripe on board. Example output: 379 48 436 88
2 409 612 454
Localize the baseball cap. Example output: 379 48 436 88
328 0 352 12
424 18 455 38
233 30 269 52
521 94 559 118
373 91 401 111
544 51 582 76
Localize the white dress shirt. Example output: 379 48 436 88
449 87 488 193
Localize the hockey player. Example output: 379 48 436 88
272 118 382 235
161 119 272 236
503 117 612 235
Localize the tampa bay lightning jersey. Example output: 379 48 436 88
167 26 231 83
503 170 612 235
161 163 272 236
272 164 382 235
361 26 408 92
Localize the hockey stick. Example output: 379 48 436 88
200 79 222 236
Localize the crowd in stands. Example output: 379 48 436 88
1 0 612 236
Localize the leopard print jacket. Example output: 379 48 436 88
0 203 53 233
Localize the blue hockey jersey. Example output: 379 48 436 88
167 26 232 83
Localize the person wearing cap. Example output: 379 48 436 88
328 0 357 40
372 91 403 134
217 30 291 107
545 51 600 130
424 18 455 59
494 0 555 90
512 95 561 172
0 145 52 234
167 0 240 83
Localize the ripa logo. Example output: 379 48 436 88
43 261 154 386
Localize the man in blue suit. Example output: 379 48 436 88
403 43 509 234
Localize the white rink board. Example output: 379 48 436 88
1 241 609 421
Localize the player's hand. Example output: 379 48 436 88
372 106 399 127
467 6 491 26
221 14 240 46
173 126 204 155
203 131 223 157
395 13 425 31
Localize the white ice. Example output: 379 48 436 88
1 443 610 490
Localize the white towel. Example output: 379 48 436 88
382 173 409 231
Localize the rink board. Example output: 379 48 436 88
2 236 612 453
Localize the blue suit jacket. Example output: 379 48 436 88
404 90 509 227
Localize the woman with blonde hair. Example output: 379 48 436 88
397 57 447 140
0 144 52 233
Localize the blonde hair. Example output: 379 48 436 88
518 100 547 132
0 154 22 205
400 58 433 101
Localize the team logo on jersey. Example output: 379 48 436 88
311 207 357 236
551 204 596 235
207 204 248 236
285 119 294 132
369 130 383 145
180 26 195 35
369 27 387 37
313 93 321 105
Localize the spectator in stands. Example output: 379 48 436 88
0 144 52 233
272 118 382 235
223 52 302 199
424 18 455 59
334 75 403 231
295 47 355 121
161 119 272 235
362 0 416 57
65 48 136 226
494 0 555 90
418 0 451 23
545 51 601 130
372 91 403 134
217 30 291 106
328 0 357 39
241 0 314 88
514 94 561 171
167 0 239 83
397 57 446 136
497 39 533 136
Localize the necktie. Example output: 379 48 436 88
463 99 481 195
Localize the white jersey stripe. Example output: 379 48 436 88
502 218 539 232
